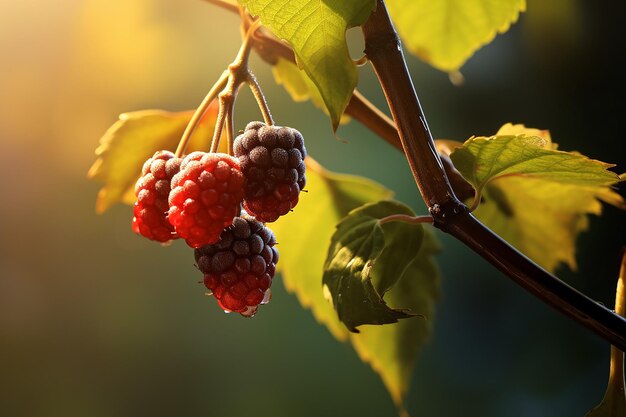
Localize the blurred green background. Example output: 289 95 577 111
1 1 625 416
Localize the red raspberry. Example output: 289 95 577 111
132 150 182 242
168 152 245 248
234 121 306 223
195 216 278 317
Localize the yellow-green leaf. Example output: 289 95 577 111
88 105 219 213
450 124 625 272
272 160 440 413
272 56 350 124
239 0 375 130
387 0 526 72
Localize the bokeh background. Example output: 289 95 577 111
1 1 625 416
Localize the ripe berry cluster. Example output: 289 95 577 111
131 122 305 317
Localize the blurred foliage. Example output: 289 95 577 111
387 0 526 72
88 106 220 213
1 1 625 417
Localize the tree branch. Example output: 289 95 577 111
362 0 626 350
205 1 404 149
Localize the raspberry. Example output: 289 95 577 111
168 152 245 248
195 216 278 317
234 121 306 223
132 150 182 242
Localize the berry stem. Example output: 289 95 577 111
210 94 228 153
247 72 274 126
207 2 404 150
208 19 263 153
225 102 236 155
175 70 229 158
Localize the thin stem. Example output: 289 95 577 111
467 185 483 212
362 0 626 350
247 72 274 125
233 19 262 68
175 71 228 157
379 214 433 225
206 3 404 150
203 0 239 13
607 253 626 388
208 19 262 154
210 94 228 153
353 55 369 67
224 100 236 155
348 91 401 150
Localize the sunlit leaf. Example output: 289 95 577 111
239 0 375 129
323 201 423 331
88 105 219 213
273 171 439 412
272 56 350 124
450 123 625 271
387 0 526 72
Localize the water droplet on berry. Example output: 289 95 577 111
241 305 258 318
261 288 272 305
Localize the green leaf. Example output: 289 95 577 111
272 158 393 339
239 0 375 130
323 200 424 331
450 123 625 272
272 162 440 412
350 229 440 411
272 56 323 105
88 106 219 213
272 56 350 124
387 0 526 72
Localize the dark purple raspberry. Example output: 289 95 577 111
132 150 182 242
195 216 278 317
168 152 245 248
234 121 306 223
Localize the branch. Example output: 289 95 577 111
206 0 626 348
204 0 403 149
362 0 626 350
